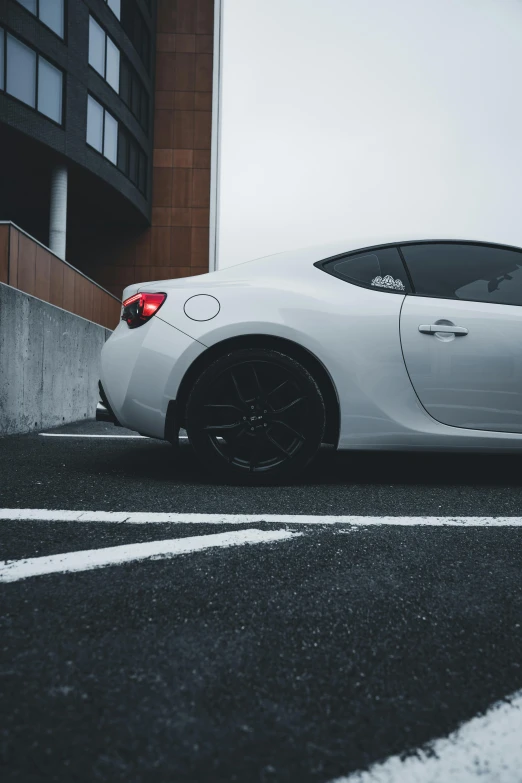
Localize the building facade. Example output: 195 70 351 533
0 0 214 304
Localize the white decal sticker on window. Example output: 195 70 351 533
371 275 405 291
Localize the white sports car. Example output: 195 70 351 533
98 234 522 482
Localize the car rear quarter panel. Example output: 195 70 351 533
108 259 522 450
155 268 428 447
101 317 205 438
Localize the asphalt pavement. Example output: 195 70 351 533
1 421 522 782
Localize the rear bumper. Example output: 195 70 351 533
100 317 205 439
95 402 112 423
96 382 121 426
96 401 120 425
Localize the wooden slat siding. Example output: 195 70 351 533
7 227 18 287
108 298 121 326
35 245 52 303
84 277 94 322
49 255 64 308
99 289 108 330
17 232 37 296
0 225 8 283
92 285 102 327
80 276 90 320
2 226 120 330
62 263 75 314
73 273 85 320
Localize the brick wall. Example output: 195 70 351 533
80 0 215 299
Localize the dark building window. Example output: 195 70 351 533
120 56 148 132
89 16 120 93
38 56 63 123
7 34 36 107
121 0 150 71
1 29 63 123
117 125 147 194
87 94 147 194
86 94 104 151
89 17 148 132
104 0 121 21
104 110 118 164
87 94 117 164
15 0 64 39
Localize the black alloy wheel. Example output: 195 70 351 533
185 348 326 483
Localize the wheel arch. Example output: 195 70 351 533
173 335 341 447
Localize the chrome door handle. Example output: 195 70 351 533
418 324 468 335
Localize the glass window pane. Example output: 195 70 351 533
332 253 381 284
106 38 120 92
0 31 4 91
39 0 64 38
140 91 148 131
133 15 141 53
119 59 131 105
117 129 128 173
108 0 121 20
37 57 62 123
402 243 522 307
138 153 146 194
89 16 105 77
131 78 140 118
17 0 37 13
86 95 104 152
104 111 118 164
142 31 149 67
6 35 36 108
328 247 410 293
129 142 138 184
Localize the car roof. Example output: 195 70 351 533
213 232 521 276
136 232 522 292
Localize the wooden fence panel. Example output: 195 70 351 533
35 246 51 303
17 232 37 297
0 225 8 283
2 224 120 329
49 255 64 308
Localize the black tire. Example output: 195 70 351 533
185 348 325 484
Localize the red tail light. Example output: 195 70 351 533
121 292 167 329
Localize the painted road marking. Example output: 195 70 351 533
39 433 150 439
331 689 522 783
2 509 522 526
38 433 190 440
0 529 298 583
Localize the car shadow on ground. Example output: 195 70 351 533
75 438 522 489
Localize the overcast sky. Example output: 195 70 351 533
215 0 522 268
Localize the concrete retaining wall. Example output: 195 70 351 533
0 282 112 435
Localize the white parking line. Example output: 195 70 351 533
39 433 149 439
38 433 190 440
2 509 522 526
0 528 298 583
330 690 522 783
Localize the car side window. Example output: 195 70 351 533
401 243 522 306
321 247 411 294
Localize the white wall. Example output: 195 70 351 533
214 0 522 269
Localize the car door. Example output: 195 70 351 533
399 242 522 433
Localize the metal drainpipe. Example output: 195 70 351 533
49 164 68 260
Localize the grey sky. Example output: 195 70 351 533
216 0 522 268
